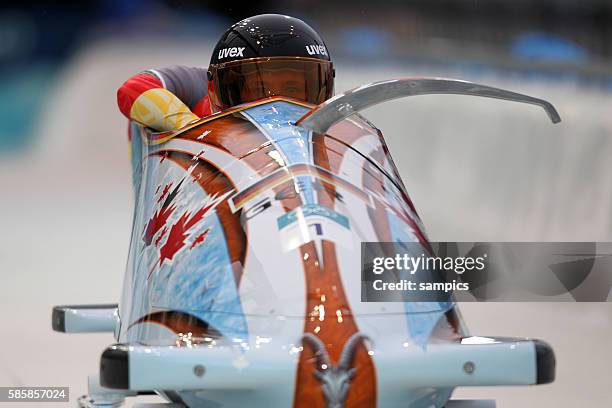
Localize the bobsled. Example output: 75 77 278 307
53 77 560 408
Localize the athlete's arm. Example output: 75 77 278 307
117 66 211 131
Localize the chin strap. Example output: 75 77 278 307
296 77 561 134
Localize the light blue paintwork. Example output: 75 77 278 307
277 204 350 230
241 101 317 204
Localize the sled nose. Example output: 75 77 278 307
98 336 554 391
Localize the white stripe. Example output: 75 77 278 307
144 69 167 89
335 133 380 240
334 133 409 318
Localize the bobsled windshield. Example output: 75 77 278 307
208 57 334 110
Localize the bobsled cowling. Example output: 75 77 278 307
121 93 464 407
123 95 444 330
56 78 559 408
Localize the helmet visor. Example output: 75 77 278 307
209 57 333 110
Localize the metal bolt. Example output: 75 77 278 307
463 361 475 374
193 364 206 377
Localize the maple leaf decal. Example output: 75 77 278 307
189 228 210 250
157 202 215 267
142 179 184 246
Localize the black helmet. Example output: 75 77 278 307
207 14 334 112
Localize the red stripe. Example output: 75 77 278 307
193 96 212 117
117 72 163 118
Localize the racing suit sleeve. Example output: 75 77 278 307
117 65 210 131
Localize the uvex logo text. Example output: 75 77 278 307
218 47 245 59
305 44 328 57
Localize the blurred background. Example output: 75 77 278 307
0 1 610 407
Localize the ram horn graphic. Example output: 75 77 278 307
302 332 372 408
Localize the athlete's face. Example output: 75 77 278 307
240 68 308 101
